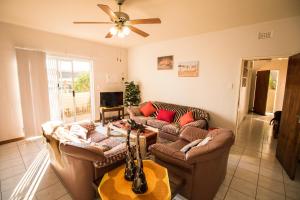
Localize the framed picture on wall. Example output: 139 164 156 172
178 61 199 77
157 55 173 70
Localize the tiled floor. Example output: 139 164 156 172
214 114 300 200
1 114 300 200
0 138 71 200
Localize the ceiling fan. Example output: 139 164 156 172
73 0 161 38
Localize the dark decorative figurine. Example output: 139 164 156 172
124 129 136 181
132 129 148 194
128 119 145 132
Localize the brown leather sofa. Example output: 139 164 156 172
149 126 235 200
42 122 127 200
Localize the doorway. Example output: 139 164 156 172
266 70 279 114
252 70 279 115
236 57 288 128
46 56 94 123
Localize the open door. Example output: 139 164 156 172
276 53 300 179
253 70 270 115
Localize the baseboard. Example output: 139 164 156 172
0 137 25 145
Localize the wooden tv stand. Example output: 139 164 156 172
99 106 124 125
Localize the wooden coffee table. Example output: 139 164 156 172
107 120 158 158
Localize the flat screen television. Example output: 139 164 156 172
100 92 123 107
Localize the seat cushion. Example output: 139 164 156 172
131 116 152 125
162 124 180 136
88 131 107 143
147 119 169 129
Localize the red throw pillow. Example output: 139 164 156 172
140 102 156 117
156 109 176 123
179 111 194 127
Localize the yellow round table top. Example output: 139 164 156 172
98 160 171 200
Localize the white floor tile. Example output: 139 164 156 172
230 177 257 197
256 187 285 200
0 174 23 192
225 188 255 200
258 175 285 195
35 182 67 200
0 165 25 180
234 167 258 184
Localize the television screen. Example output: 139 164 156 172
100 92 123 107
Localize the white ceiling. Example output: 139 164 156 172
1 0 300 47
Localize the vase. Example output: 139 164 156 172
124 129 136 181
132 130 148 194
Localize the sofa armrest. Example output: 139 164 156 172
59 142 106 163
180 119 208 132
185 129 235 164
149 144 192 169
127 106 142 118
179 126 208 142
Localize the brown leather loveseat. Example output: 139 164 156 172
150 126 235 200
42 122 127 200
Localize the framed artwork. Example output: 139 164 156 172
178 61 199 77
157 55 173 70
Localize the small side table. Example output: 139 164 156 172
98 160 171 200
99 106 124 125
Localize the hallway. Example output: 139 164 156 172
215 114 300 200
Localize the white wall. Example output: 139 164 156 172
0 22 127 141
128 17 300 130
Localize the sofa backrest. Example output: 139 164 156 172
186 128 234 163
152 101 209 122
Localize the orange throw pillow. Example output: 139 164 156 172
140 102 156 117
179 111 194 127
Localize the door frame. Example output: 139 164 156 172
235 56 290 132
47 55 95 122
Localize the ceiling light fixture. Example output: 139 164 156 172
110 25 131 38
73 0 161 38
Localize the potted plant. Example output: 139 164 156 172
124 81 141 107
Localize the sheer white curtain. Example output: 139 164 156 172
16 49 50 137
46 58 61 121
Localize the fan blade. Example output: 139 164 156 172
105 32 113 38
128 18 161 25
97 4 117 21
73 21 113 24
128 25 149 37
